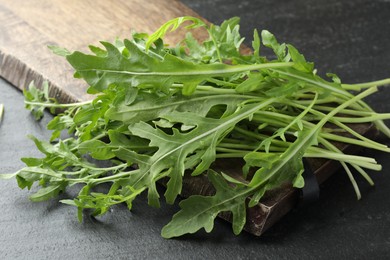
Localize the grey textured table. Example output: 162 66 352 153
1 1 390 259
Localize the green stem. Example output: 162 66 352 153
216 152 249 158
172 83 238 94
319 137 372 198
304 151 381 171
342 78 390 91
271 68 388 133
67 132 108 152
84 62 294 77
312 105 376 117
89 169 140 185
0 103 4 123
82 163 128 172
358 101 390 137
249 87 379 190
207 78 238 88
216 147 249 153
271 68 350 96
218 142 257 150
24 100 92 108
18 167 63 180
284 100 390 152
321 136 375 186
332 113 390 123
320 132 390 153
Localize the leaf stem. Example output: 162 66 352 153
320 137 377 186
79 62 294 77
281 99 390 152
342 78 390 91
89 169 141 185
171 84 238 94
0 103 4 123
216 152 249 158
24 100 92 108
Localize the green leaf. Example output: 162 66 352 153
293 173 305 188
16 169 43 190
78 140 115 160
106 92 250 123
21 157 43 167
326 73 341 84
66 38 291 94
60 199 78 206
145 16 206 51
180 17 244 64
66 39 222 94
265 82 300 97
161 170 248 238
261 30 288 61
30 183 66 202
235 72 266 93
184 33 206 62
120 102 273 205
220 172 247 186
28 136 80 165
48 45 71 56
287 44 314 73
88 45 107 57
248 130 317 188
23 81 54 120
252 29 261 58
243 152 281 170
47 113 76 141
163 122 321 237
248 189 266 207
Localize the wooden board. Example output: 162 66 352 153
0 0 375 237
0 0 207 102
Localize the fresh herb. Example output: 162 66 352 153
0 103 4 123
1 17 390 238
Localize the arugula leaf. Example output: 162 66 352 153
23 81 55 120
105 92 251 122
161 170 249 238
66 38 291 95
162 126 315 238
162 86 378 238
48 45 71 57
29 181 67 202
287 44 314 73
2 16 390 239
252 29 261 59
145 16 207 51
118 101 275 205
261 30 289 61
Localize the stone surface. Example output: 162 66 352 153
1 0 390 259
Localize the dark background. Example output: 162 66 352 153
1 1 389 259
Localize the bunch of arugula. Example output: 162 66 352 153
2 17 390 238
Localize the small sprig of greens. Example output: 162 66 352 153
2 16 390 238
0 103 4 123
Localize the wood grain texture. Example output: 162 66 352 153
0 0 206 102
